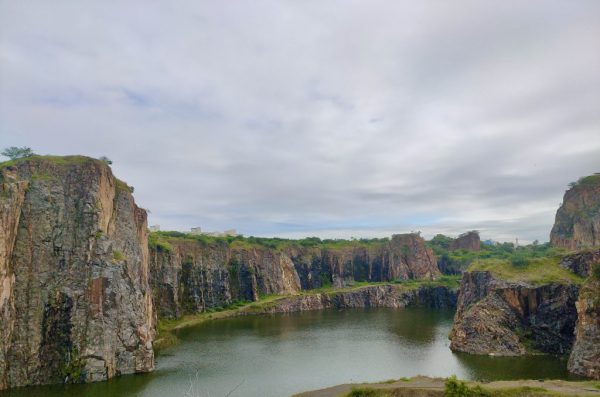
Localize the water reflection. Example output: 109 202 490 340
0 308 576 397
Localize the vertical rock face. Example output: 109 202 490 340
559 249 600 278
550 174 600 250
149 240 301 319
450 271 579 356
568 275 600 379
449 231 481 251
149 233 440 319
0 157 154 390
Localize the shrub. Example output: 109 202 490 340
593 264 600 281
112 250 125 261
347 388 391 397
510 254 529 267
1 146 34 160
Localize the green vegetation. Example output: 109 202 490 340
1 146 34 160
468 256 584 285
60 346 85 383
0 154 100 171
571 173 600 188
112 250 125 262
394 274 461 290
427 235 568 276
148 233 174 252
347 388 391 397
148 230 391 252
115 178 134 194
593 264 600 281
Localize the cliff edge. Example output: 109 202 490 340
0 156 154 389
551 173 600 250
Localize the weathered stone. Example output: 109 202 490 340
560 249 600 278
0 157 154 390
568 277 600 379
449 231 480 251
551 174 600 250
450 271 579 356
247 284 457 314
149 233 441 319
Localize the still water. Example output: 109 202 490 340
1 308 574 397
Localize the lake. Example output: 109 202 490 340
1 307 575 397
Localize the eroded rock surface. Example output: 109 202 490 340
551 174 600 250
149 233 441 319
247 284 457 314
450 271 579 356
560 249 600 278
568 277 600 379
0 157 154 389
449 231 481 251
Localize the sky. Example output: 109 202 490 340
1 1 599 243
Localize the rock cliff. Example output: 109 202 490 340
551 173 600 250
449 231 481 251
568 274 600 379
149 233 440 319
0 156 154 389
449 271 579 356
250 284 457 314
560 249 599 278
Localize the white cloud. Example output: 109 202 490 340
1 0 599 242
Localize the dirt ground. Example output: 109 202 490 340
293 376 600 397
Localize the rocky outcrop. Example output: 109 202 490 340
551 174 600 250
247 284 457 314
568 276 600 379
560 249 600 278
449 231 480 251
149 239 301 319
149 233 440 319
0 157 154 390
450 271 579 356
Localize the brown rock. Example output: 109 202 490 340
0 156 154 390
149 232 441 320
551 174 600 250
568 277 600 379
450 271 579 356
449 231 480 251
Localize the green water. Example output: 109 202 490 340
1 308 576 397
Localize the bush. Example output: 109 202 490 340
444 376 491 397
593 264 600 281
510 254 529 267
1 146 34 160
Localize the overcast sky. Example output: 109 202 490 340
1 1 599 242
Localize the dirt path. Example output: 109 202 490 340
293 376 600 397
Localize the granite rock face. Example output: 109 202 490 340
568 276 600 379
450 271 579 356
0 157 154 390
149 233 441 319
551 174 600 250
149 239 301 319
560 249 600 278
250 284 457 314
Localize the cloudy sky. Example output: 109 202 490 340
1 1 599 242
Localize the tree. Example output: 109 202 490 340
99 156 113 165
1 146 34 160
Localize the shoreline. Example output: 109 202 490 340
154 280 459 351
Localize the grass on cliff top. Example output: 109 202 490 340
572 172 600 188
0 154 135 194
149 230 393 252
154 278 457 351
468 256 584 285
0 154 95 170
